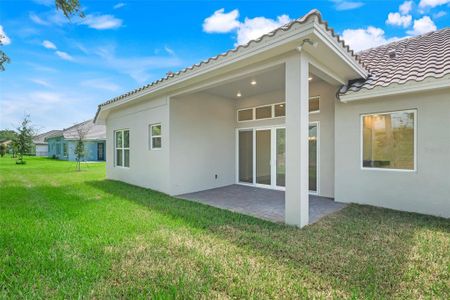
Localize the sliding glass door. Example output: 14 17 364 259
256 129 271 185
309 123 318 193
238 130 253 183
238 127 285 189
238 124 318 193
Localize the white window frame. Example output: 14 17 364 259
115 129 130 168
236 97 320 123
360 109 417 172
237 108 255 122
150 123 162 150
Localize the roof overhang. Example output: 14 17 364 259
95 11 367 124
340 74 450 102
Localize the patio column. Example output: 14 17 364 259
285 52 309 227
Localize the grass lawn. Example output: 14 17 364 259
0 157 449 299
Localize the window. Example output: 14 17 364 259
309 96 320 113
63 143 68 157
238 109 253 122
362 110 416 171
274 103 285 117
115 129 130 167
150 124 162 150
255 105 272 120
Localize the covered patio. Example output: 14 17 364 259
179 185 347 224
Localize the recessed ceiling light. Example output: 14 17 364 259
250 80 257 85
236 91 242 98
308 77 313 81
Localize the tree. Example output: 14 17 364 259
0 144 6 157
0 0 84 71
74 122 92 171
14 115 35 164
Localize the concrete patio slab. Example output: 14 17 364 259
178 184 348 224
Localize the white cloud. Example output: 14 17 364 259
164 46 175 55
0 25 11 45
30 79 52 87
42 40 57 49
80 14 123 30
332 1 364 11
342 26 400 52
203 9 240 33
29 12 50 25
399 1 413 14
89 45 182 83
81 78 121 92
419 0 450 8
407 16 437 35
433 10 447 18
113 3 126 9
55 50 74 61
203 9 291 46
386 12 412 27
236 15 291 45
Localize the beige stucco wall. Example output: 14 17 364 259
309 80 336 198
335 88 450 218
105 96 171 193
169 92 236 195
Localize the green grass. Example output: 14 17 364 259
0 157 449 299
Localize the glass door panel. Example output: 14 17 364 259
256 130 271 185
309 124 318 192
276 128 286 187
238 130 253 183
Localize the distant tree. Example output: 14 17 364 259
74 122 92 171
0 129 17 141
14 115 35 164
0 0 84 71
0 144 6 157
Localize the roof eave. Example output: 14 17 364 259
340 75 450 102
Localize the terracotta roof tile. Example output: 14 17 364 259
340 27 450 95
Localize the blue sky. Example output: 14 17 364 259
0 0 449 132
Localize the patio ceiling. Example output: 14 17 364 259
203 64 325 100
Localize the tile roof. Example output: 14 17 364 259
33 130 61 144
339 27 450 95
46 120 106 141
94 9 365 120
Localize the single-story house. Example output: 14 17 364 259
46 119 106 161
32 130 61 157
94 10 450 227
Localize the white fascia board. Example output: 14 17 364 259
340 75 450 102
312 23 368 79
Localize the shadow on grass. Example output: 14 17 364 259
86 179 449 298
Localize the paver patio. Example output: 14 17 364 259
179 184 348 224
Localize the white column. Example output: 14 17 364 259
285 52 309 227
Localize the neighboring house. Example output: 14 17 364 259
46 120 106 161
94 10 450 227
33 130 61 157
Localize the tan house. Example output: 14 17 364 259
95 10 450 227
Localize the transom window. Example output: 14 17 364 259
237 97 320 122
361 110 416 171
115 129 130 167
150 124 162 150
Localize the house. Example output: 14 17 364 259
46 120 106 161
32 130 61 157
94 10 450 227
